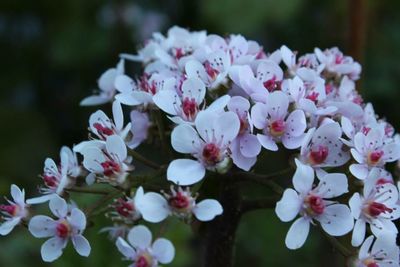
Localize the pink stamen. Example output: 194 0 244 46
101 161 121 177
309 146 329 165
305 195 325 215
263 76 281 92
56 221 70 238
43 175 58 188
0 204 18 216
93 123 114 137
368 202 392 217
368 151 384 166
269 119 286 137
115 198 134 217
204 61 219 80
182 97 198 119
202 143 221 165
306 92 319 103
168 191 190 211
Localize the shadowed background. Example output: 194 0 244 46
0 0 399 266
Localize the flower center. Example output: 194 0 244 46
202 143 221 165
269 119 286 137
305 195 325 215
182 97 198 119
173 47 185 60
363 258 379 267
139 75 157 95
362 126 371 135
367 151 384 166
263 76 281 92
115 198 135 217
367 202 392 218
376 178 392 185
204 61 219 80
56 220 71 238
136 253 153 267
306 92 319 103
43 175 59 188
168 191 191 212
93 123 114 138
0 204 19 216
309 146 329 165
239 116 249 135
101 160 121 177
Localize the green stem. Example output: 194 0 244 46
129 150 162 169
153 110 173 160
66 187 114 195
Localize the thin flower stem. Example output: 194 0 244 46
66 187 114 195
153 110 173 160
129 150 162 169
320 229 353 258
240 196 279 213
85 190 121 218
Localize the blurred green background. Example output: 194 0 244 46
0 0 399 266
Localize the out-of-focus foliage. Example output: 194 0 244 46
0 0 399 266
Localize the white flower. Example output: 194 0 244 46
300 122 350 168
355 233 399 267
28 196 91 262
108 187 145 223
81 135 132 185
275 159 353 249
28 147 77 204
350 127 400 180
0 185 28 235
167 110 240 185
128 110 150 149
116 225 175 267
137 186 223 223
349 168 400 247
80 59 124 106
251 91 307 151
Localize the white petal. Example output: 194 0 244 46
171 124 200 154
359 235 374 258
80 95 110 106
192 199 223 221
112 100 124 131
182 77 206 104
82 147 106 173
49 195 68 218
285 109 306 136
127 225 152 250
293 159 314 194
318 204 353 236
227 96 250 114
106 135 127 162
285 217 310 250
316 173 348 198
10 184 24 205
266 91 289 119
214 111 240 144
251 103 268 130
351 219 366 247
349 193 362 219
72 235 91 257
195 111 218 142
257 134 278 151
153 90 180 116
29 215 56 238
152 238 175 264
206 95 230 113
239 134 261 158
185 60 207 82
41 237 67 262
69 208 86 231
116 237 136 259
275 189 302 222
98 68 117 92
0 218 20 236
349 164 369 180
114 74 134 93
136 192 169 223
27 194 57 205
167 159 205 186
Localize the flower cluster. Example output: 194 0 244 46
2 26 400 266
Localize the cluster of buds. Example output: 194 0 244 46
1 26 400 266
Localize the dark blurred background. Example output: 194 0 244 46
0 0 399 266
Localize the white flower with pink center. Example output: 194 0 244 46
229 60 283 101
116 225 175 267
251 91 307 151
28 147 77 204
28 196 91 262
185 51 231 90
136 186 223 223
0 185 28 236
349 127 400 180
349 168 400 247
80 59 124 106
300 122 350 168
81 135 132 185
275 159 353 250
227 96 261 171
167 110 240 185
114 72 176 107
108 187 145 223
280 45 323 77
355 233 399 267
314 47 361 80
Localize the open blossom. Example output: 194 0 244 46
355 233 399 267
314 47 361 80
350 126 400 180
227 96 261 171
80 59 124 106
300 122 350 168
116 225 175 267
28 146 78 204
0 185 28 235
81 135 132 185
137 186 223 223
252 91 307 151
167 110 240 185
28 196 91 262
275 159 353 249
114 71 176 107
349 168 400 247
